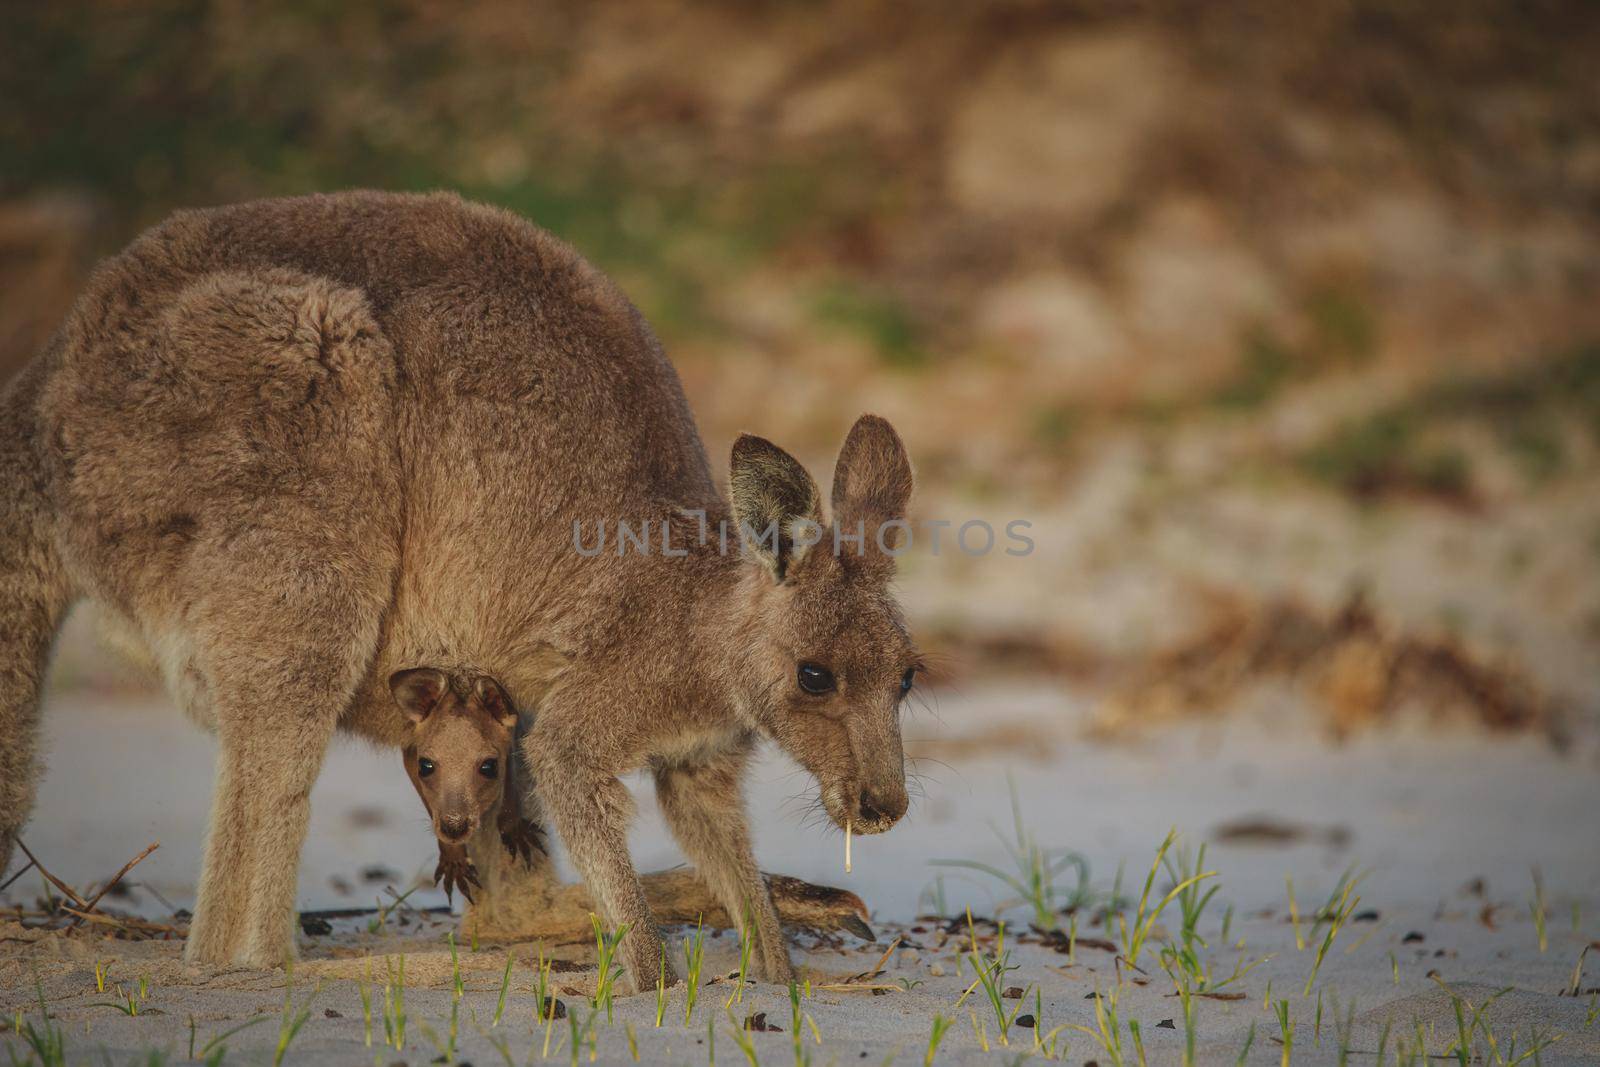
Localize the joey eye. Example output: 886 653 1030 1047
797 662 836 695
418 758 435 778
479 758 498 779
900 668 916 695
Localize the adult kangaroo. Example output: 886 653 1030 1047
0 191 917 988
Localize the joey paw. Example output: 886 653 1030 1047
434 853 482 905
500 818 547 866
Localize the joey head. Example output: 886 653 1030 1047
391 668 545 903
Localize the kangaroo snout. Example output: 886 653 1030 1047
856 785 908 831
852 781 909 834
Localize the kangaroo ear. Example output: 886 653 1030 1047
390 668 447 724
730 433 823 582
473 676 519 730
831 414 913 559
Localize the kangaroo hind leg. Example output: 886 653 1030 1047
0 363 74 882
183 555 393 969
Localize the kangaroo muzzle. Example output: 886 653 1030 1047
851 777 908 834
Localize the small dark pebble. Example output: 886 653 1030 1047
1156 1019 1176 1029
1085 991 1100 1000
744 1012 781 1033
300 916 333 936
324 1008 343 1019
1014 1014 1036 1029
1003 986 1024 999
911 925 927 933
1403 931 1425 943
361 865 398 883
1353 909 1381 922
1426 969 1440 979
173 908 192 920
870 987 889 996
540 997 567 1020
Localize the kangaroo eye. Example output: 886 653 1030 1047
479 758 498 779
797 662 836 695
900 668 916 695
418 758 435 778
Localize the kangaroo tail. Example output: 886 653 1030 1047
0 357 72 879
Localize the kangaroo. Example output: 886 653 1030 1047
0 191 916 989
392 667 546 904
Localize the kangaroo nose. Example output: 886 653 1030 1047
439 815 471 841
858 788 908 827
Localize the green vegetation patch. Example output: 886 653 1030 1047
1298 342 1600 503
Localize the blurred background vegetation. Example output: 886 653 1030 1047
3 0 1598 734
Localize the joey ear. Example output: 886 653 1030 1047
473 676 519 730
730 433 823 582
389 668 447 724
831 414 913 558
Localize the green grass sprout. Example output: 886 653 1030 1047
1117 830 1215 971
1272 999 1294 1067
590 914 631 1023
923 1015 952 1067
1530 867 1549 953
684 917 707 1024
1305 877 1361 994
930 776 1090 930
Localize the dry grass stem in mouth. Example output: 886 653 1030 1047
845 819 853 873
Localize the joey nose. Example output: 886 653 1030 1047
439 815 471 841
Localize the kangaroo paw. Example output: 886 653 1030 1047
631 869 876 940
499 819 546 866
435 850 480 906
764 874 875 941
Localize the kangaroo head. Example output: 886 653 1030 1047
391 669 518 843
729 414 918 836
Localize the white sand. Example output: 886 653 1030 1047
4 679 1598 1063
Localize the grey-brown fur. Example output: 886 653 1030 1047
0 191 917 988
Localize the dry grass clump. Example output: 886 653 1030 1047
1094 590 1555 742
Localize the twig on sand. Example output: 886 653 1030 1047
847 936 903 984
298 904 453 921
14 838 88 909
0 858 37 895
71 842 160 926
60 907 186 936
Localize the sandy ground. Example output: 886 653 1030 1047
3 678 1599 1064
